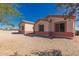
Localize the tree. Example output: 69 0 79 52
0 4 20 17
0 4 21 26
56 3 79 28
56 3 78 19
6 24 15 30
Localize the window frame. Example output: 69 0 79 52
38 24 44 32
55 22 66 32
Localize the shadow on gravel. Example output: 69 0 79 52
24 33 54 39
25 33 72 40
11 32 22 34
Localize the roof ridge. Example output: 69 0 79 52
22 20 34 23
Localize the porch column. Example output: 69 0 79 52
48 18 52 36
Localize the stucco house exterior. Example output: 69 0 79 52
34 15 76 38
19 20 34 34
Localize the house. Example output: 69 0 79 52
19 20 34 34
34 15 76 38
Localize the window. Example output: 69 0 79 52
60 23 65 32
39 25 44 32
55 22 65 32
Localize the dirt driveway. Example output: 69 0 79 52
0 30 79 56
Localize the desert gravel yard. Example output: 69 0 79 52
0 30 79 56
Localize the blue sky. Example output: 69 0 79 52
17 3 65 22
14 3 65 28
2 3 79 30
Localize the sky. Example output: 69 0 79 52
2 3 79 30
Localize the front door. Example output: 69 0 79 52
22 26 24 31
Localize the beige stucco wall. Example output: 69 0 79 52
35 21 49 32
35 17 75 33
66 19 75 33
50 17 67 32
48 17 75 33
25 24 34 32
19 23 34 34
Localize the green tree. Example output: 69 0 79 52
56 3 78 19
6 24 15 30
0 4 21 25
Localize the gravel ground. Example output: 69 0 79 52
0 30 79 56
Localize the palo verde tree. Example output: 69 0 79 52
0 3 21 28
6 23 15 30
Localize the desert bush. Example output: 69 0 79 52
9 51 19 56
32 49 62 56
52 49 62 56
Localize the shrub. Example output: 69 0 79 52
32 49 62 56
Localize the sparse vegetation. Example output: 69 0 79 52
9 51 19 56
32 49 62 56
